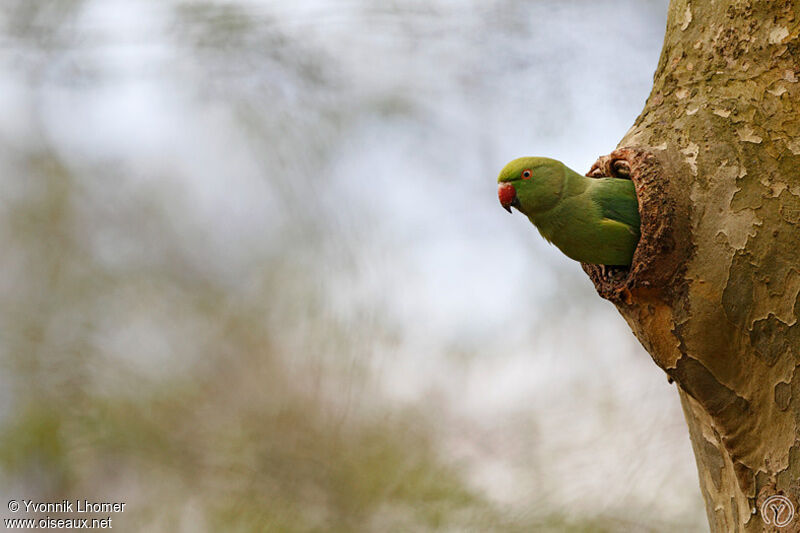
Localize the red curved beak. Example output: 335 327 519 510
498 182 517 213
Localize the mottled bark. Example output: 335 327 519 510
583 1 800 531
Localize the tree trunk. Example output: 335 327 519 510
581 1 800 531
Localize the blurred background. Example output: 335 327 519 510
0 0 708 531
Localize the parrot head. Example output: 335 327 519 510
497 157 566 216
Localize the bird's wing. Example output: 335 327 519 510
589 178 641 232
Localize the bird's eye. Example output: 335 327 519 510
521 169 532 180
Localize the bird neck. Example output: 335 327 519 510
561 167 590 199
527 168 589 241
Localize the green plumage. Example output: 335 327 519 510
497 156 640 266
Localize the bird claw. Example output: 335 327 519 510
611 159 631 178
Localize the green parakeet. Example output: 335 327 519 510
497 156 640 266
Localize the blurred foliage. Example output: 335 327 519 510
0 149 482 530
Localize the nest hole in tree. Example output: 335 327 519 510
580 147 688 305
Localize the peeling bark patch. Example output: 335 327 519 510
681 4 693 31
730 462 754 499
775 382 791 411
757 268 800 326
722 251 754 327
767 85 788 97
736 125 763 143
682 142 699 175
730 177 763 212
769 26 789 44
673 356 749 418
749 315 789 367
780 202 800 224
704 437 726 490
730 497 740 533
776 445 800 491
